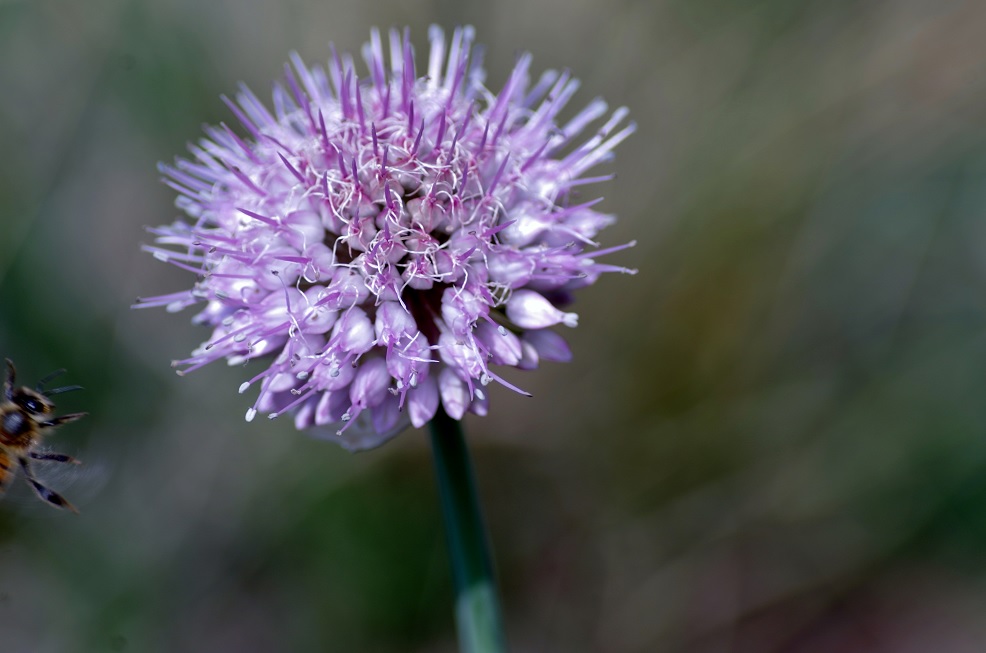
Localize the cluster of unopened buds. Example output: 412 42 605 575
137 26 636 450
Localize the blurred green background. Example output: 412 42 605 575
3 0 986 651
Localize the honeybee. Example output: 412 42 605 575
0 359 86 513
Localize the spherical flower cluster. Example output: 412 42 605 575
137 26 636 450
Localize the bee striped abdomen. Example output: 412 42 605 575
0 450 12 492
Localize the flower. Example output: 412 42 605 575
136 26 636 450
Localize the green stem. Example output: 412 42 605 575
428 408 508 653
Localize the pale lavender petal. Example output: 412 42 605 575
475 321 522 366
408 374 439 428
506 290 578 329
487 250 535 288
332 308 375 354
349 357 391 409
315 390 349 425
523 329 573 363
371 394 405 435
439 367 470 420
517 340 539 370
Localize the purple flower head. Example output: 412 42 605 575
137 26 636 450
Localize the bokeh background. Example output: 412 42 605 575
3 0 986 651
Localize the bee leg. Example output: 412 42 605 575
35 367 67 392
18 457 78 513
30 452 81 465
38 412 88 429
3 359 14 401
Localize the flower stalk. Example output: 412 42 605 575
429 409 507 653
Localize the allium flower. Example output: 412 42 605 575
137 26 636 450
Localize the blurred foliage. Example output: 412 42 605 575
2 0 986 651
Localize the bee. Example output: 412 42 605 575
0 359 86 513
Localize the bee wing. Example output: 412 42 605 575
0 449 107 515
